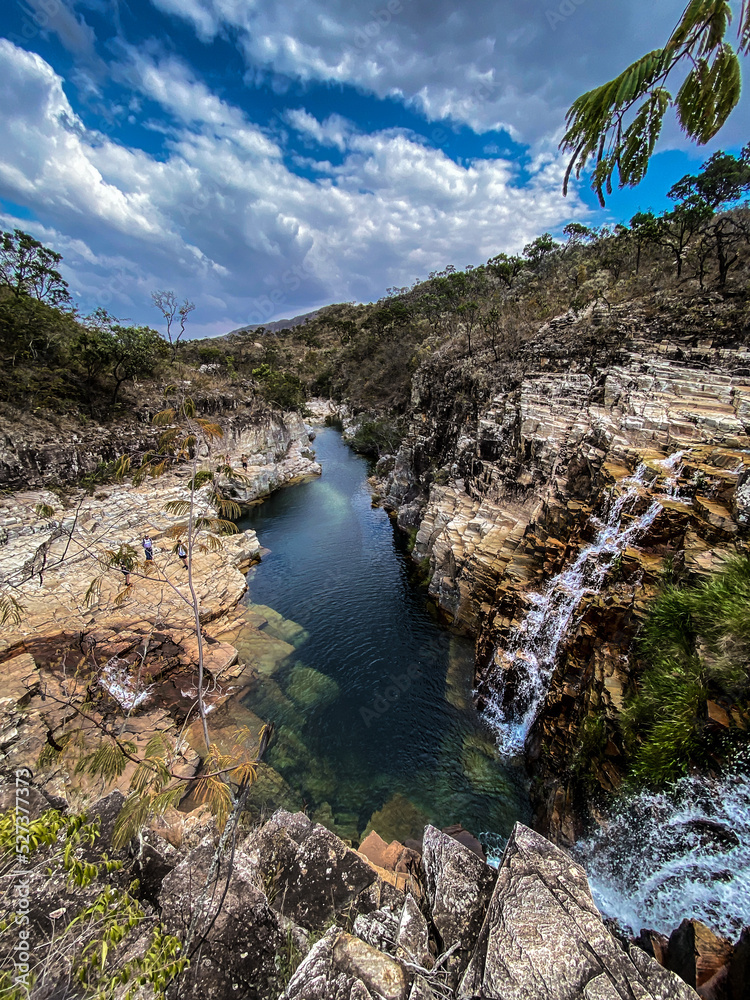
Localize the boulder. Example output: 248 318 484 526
667 919 734 989
159 839 284 1000
353 907 401 953
421 824 497 981
283 927 412 1000
397 894 432 969
240 811 380 931
459 822 700 1000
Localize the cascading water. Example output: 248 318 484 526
484 465 662 756
575 758 750 939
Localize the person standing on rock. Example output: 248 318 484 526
116 559 131 586
176 539 188 570
142 536 154 562
241 454 248 472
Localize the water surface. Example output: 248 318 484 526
236 427 530 848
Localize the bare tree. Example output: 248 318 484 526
151 290 195 359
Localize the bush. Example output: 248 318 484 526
622 556 750 787
349 418 402 457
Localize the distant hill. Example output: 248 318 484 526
224 308 326 337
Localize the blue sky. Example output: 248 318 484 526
0 1 747 338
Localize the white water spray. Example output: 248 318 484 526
484 467 661 756
575 763 750 940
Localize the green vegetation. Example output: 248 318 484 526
348 417 403 457
562 0 750 203
0 809 187 999
623 555 750 787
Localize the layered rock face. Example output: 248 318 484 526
382 300 750 838
0 419 320 807
0 391 316 490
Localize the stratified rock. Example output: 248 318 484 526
159 839 284 1000
459 822 699 1000
421 824 497 981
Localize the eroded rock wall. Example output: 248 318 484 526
382 299 750 839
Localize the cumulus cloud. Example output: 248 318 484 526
0 37 587 335
147 0 685 145
284 109 353 151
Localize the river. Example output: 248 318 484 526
235 426 530 849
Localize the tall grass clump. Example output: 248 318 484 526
623 556 750 787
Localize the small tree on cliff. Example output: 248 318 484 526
0 228 71 306
151 290 195 359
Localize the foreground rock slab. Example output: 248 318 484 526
459 822 699 1000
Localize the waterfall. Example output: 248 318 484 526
483 466 662 756
575 761 750 940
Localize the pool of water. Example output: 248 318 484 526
235 427 530 849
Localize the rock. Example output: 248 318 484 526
359 829 391 868
333 933 411 1000
459 822 699 1000
441 823 486 862
2 653 40 706
241 812 379 931
86 790 125 847
135 841 176 906
396 894 432 969
668 920 735 989
159 838 284 1000
284 662 340 710
353 907 400 953
363 794 430 844
421 824 497 981
283 927 375 1000
727 927 750 1000
0 780 54 820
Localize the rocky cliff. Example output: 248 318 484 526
0 785 714 1000
0 387 314 491
381 293 750 840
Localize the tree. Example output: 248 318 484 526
656 198 714 277
151 290 195 358
561 1 750 204
522 232 560 267
0 228 70 305
667 144 750 209
486 251 525 288
77 311 167 404
629 211 661 273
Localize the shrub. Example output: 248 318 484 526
622 556 750 787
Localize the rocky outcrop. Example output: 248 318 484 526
0 389 317 491
0 779 711 1000
421 824 497 981
382 301 750 838
459 823 697 1000
0 415 321 807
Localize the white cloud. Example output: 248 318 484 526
0 39 588 336
148 0 685 146
284 109 353 151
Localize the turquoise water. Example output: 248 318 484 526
236 427 529 849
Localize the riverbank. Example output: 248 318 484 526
0 411 321 808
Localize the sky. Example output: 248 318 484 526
0 1 747 339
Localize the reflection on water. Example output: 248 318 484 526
234 427 530 847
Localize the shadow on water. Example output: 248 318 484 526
234 427 530 849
